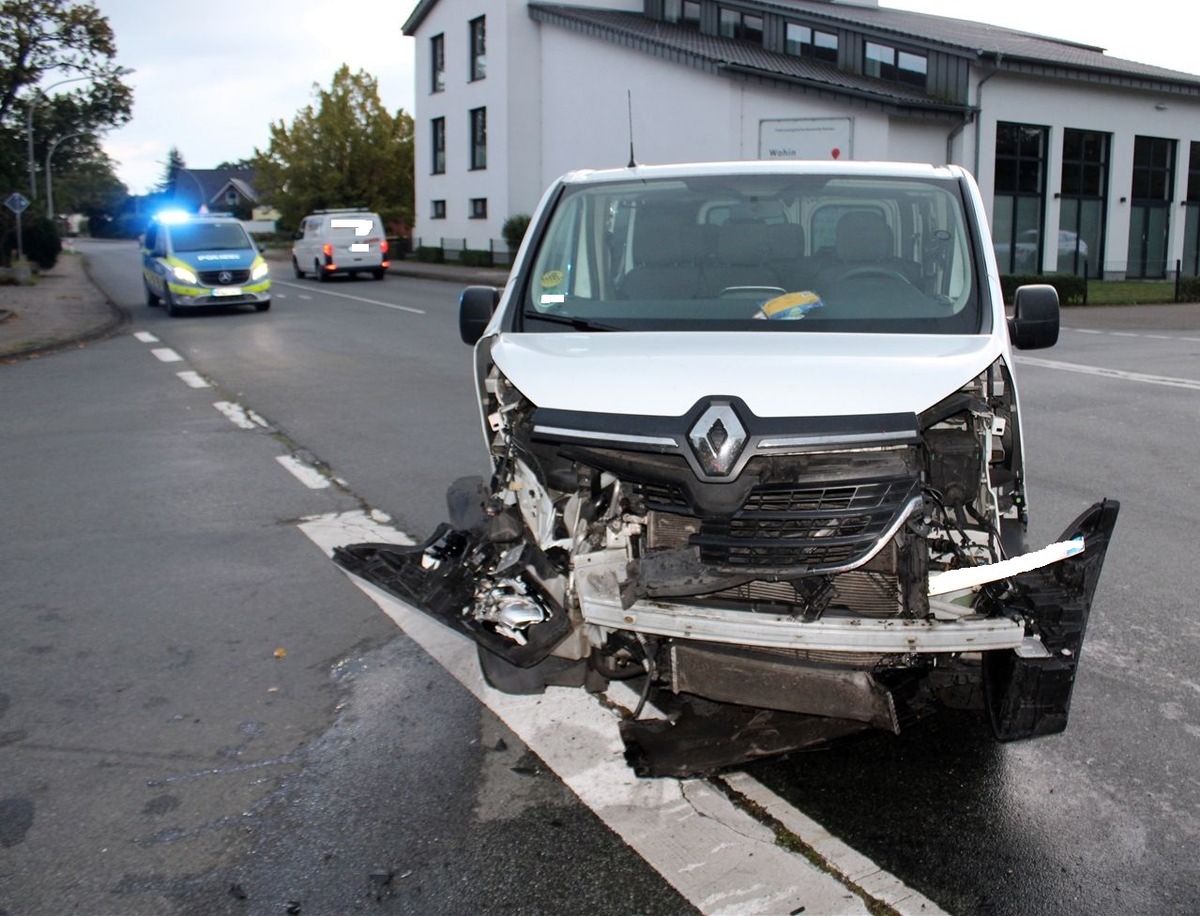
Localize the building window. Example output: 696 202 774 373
1127 135 1176 278
430 34 445 93
785 23 838 64
664 0 700 29
469 16 486 81
992 122 1048 275
1058 128 1109 278
718 9 763 44
469 107 487 170
864 41 927 89
470 198 488 219
431 117 445 175
431 199 446 219
1183 142 1200 276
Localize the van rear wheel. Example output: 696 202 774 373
292 258 304 279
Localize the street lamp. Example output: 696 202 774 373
24 68 134 200
174 166 209 212
46 131 88 220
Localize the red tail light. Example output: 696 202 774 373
322 243 333 257
380 239 389 255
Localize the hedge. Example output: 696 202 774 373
999 274 1088 306
1178 275 1200 303
459 248 494 267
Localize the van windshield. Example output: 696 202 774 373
521 173 982 334
170 221 253 252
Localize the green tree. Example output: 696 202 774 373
252 65 414 233
0 0 134 202
155 146 185 191
51 140 127 231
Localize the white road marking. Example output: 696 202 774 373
1014 356 1200 391
276 455 330 489
273 280 425 314
134 331 158 343
299 511 944 916
213 401 269 430
176 371 210 389
722 773 945 915
151 347 182 362
1062 327 1200 343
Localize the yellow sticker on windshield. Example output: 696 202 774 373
755 290 825 320
541 269 564 288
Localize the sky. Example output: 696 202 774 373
82 1 1198 196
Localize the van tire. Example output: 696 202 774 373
145 280 160 307
255 301 271 312
315 260 328 283
163 287 182 317
292 258 304 279
372 268 385 280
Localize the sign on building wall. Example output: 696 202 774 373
759 118 853 161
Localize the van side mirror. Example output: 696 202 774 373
1008 284 1060 350
459 286 501 345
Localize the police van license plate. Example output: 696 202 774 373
213 287 242 297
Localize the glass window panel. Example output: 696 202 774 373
786 23 810 55
1076 200 1103 278
992 196 1014 271
1183 206 1200 275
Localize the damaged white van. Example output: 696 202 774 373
335 161 1118 777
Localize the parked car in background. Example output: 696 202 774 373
291 209 389 281
995 228 1089 272
142 211 271 316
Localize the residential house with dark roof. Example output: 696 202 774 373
404 0 1200 279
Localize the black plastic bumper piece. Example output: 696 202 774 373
333 526 572 668
984 499 1120 740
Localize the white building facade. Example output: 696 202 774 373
404 0 1200 279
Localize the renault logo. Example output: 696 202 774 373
688 403 747 477
218 271 233 284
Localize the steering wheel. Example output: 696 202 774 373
837 266 914 284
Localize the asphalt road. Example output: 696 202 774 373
3 239 1199 914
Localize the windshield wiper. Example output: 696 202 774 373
522 310 621 332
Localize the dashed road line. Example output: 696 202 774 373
214 401 269 429
151 347 182 362
276 455 330 489
176 370 210 389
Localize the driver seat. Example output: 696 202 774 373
817 211 921 288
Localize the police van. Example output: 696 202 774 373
142 211 271 316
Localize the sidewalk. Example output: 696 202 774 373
0 249 126 362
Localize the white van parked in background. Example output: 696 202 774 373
291 209 389 281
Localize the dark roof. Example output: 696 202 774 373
407 0 1200 98
402 0 437 35
528 4 968 116
751 0 1200 83
172 168 259 210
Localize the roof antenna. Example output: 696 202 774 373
627 90 637 168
